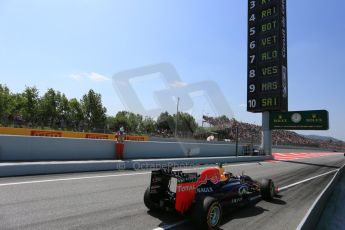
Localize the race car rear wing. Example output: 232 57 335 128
149 167 199 214
149 167 198 193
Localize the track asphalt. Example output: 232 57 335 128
0 152 344 230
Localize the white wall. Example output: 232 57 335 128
0 135 243 161
0 135 115 161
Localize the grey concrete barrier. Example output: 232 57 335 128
124 141 244 159
0 135 245 161
0 135 334 162
0 155 273 177
0 135 115 161
129 155 272 170
149 137 236 144
297 164 345 230
0 161 128 177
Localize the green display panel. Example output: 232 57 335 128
270 110 329 130
247 0 288 112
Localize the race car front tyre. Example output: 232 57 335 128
192 196 222 230
144 187 159 211
260 179 275 200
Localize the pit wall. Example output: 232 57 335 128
0 135 244 161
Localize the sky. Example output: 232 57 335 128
0 0 344 141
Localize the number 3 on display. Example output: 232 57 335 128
250 1 255 9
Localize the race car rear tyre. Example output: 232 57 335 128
144 187 159 211
192 196 222 230
260 179 275 200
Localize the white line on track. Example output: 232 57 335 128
0 171 151 187
0 152 340 188
152 168 340 230
0 162 264 187
278 169 339 191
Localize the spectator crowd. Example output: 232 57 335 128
201 116 345 151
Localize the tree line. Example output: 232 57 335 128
0 85 198 135
3 84 340 148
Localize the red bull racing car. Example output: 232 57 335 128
144 164 277 229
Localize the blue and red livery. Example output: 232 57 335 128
144 164 277 229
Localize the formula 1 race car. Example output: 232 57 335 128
144 164 277 230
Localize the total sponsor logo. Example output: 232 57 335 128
177 184 214 193
176 184 196 193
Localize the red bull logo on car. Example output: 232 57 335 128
175 168 221 214
196 168 221 187
196 174 220 187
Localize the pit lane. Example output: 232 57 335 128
0 152 344 230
